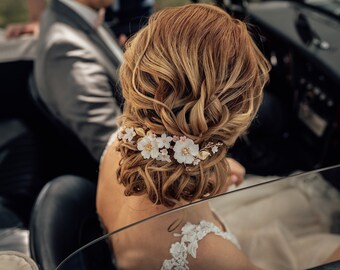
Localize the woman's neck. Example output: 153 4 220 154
124 194 210 223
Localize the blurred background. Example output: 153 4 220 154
0 0 340 268
0 0 28 27
0 0 193 27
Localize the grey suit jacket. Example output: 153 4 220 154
34 0 122 161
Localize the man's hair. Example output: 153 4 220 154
117 3 270 207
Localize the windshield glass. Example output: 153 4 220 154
56 164 340 270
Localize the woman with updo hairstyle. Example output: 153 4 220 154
116 2 269 208
97 3 340 270
97 3 269 269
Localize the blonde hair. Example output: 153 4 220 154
117 3 270 207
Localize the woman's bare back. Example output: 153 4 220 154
97 143 260 270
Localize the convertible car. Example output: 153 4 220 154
0 0 339 269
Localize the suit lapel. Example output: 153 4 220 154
51 0 121 68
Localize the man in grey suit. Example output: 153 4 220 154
34 0 123 161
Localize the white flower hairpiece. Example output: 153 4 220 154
117 126 223 165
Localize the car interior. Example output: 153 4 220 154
0 0 340 269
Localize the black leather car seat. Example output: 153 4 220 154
29 175 114 270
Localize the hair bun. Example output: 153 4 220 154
117 3 270 207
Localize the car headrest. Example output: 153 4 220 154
29 175 114 270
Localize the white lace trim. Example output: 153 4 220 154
161 220 240 270
100 131 118 165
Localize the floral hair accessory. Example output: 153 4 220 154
117 127 224 165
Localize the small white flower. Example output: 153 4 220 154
161 259 173 270
174 260 188 270
182 232 196 243
157 149 171 162
156 133 173 149
196 230 206 240
173 138 199 164
117 131 124 140
211 145 219 154
137 135 160 159
187 241 199 258
149 133 157 140
181 223 196 234
170 242 187 258
193 159 201 166
173 136 180 142
123 127 136 142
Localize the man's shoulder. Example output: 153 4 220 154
38 9 88 48
41 21 87 49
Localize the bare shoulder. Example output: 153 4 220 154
189 233 262 270
97 140 122 226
